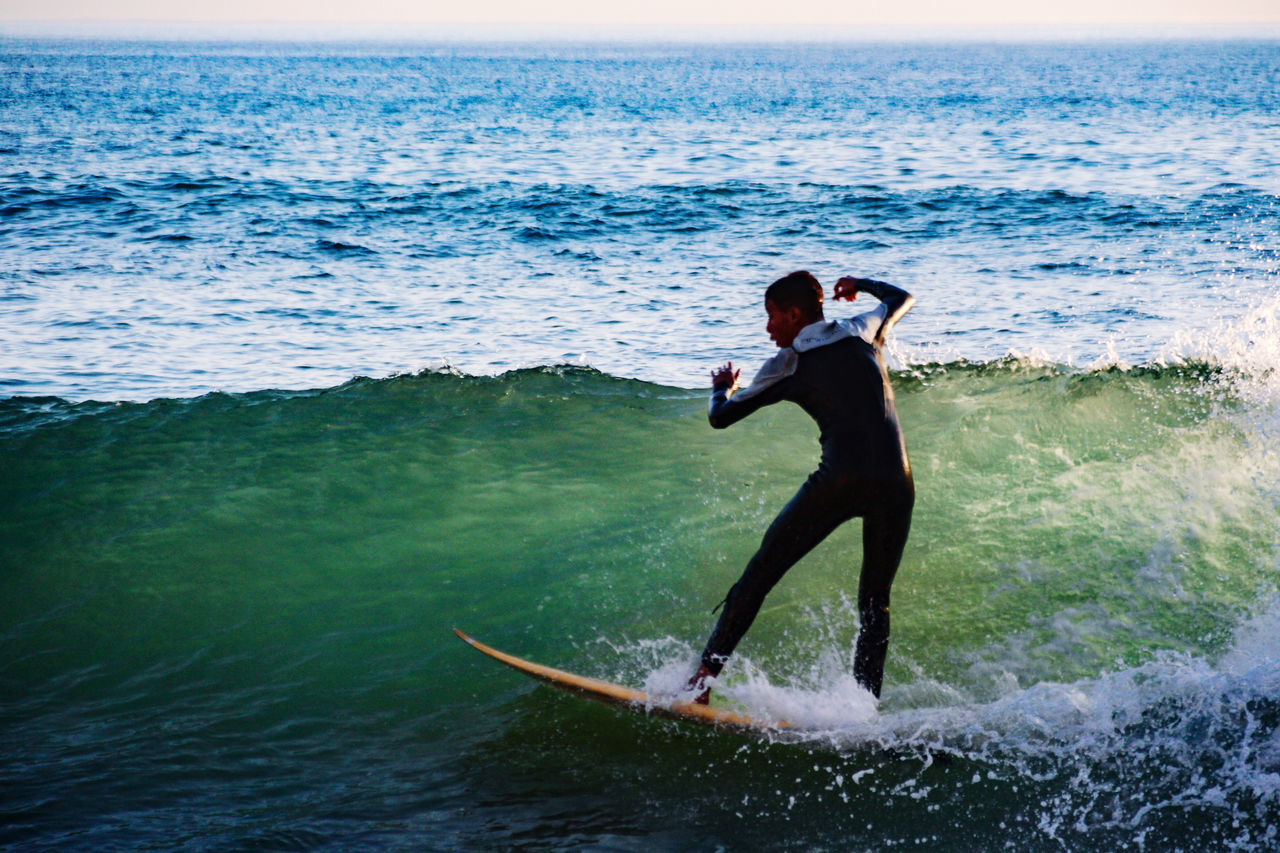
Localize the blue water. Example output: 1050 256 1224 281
3 37 1280 851
3 39 1278 399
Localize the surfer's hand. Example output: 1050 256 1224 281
711 363 740 391
834 277 866 301
711 361 742 389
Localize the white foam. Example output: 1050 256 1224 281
622 591 1280 772
1221 598 1280 681
718 662 880 731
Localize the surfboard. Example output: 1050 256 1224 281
453 628 790 734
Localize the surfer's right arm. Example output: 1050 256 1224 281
708 362 740 428
708 358 789 429
711 362 740 393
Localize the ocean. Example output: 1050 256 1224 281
2 37 1279 850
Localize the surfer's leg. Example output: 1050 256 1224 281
852 481 914 698
697 475 849 684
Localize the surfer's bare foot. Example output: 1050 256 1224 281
687 663 714 705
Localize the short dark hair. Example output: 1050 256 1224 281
765 270 823 317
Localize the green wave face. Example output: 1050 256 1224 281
3 361 1278 849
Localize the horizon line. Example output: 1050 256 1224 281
4 20 1280 43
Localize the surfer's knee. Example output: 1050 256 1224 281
722 558 776 614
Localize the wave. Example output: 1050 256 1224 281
3 357 1278 848
0 354 1247 429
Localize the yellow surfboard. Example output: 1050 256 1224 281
453 628 790 733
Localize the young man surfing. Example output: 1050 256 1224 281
689 270 915 703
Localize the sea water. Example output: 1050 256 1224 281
2 38 1280 850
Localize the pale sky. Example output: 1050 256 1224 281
3 0 1279 35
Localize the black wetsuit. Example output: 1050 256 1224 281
701 314 913 698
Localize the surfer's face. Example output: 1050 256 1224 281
765 299 808 349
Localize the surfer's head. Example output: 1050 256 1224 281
765 270 824 348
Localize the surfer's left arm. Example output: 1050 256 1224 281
834 277 914 345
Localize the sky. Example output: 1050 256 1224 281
2 0 1279 37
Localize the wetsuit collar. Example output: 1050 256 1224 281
791 319 855 353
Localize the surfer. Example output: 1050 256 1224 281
688 271 915 703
